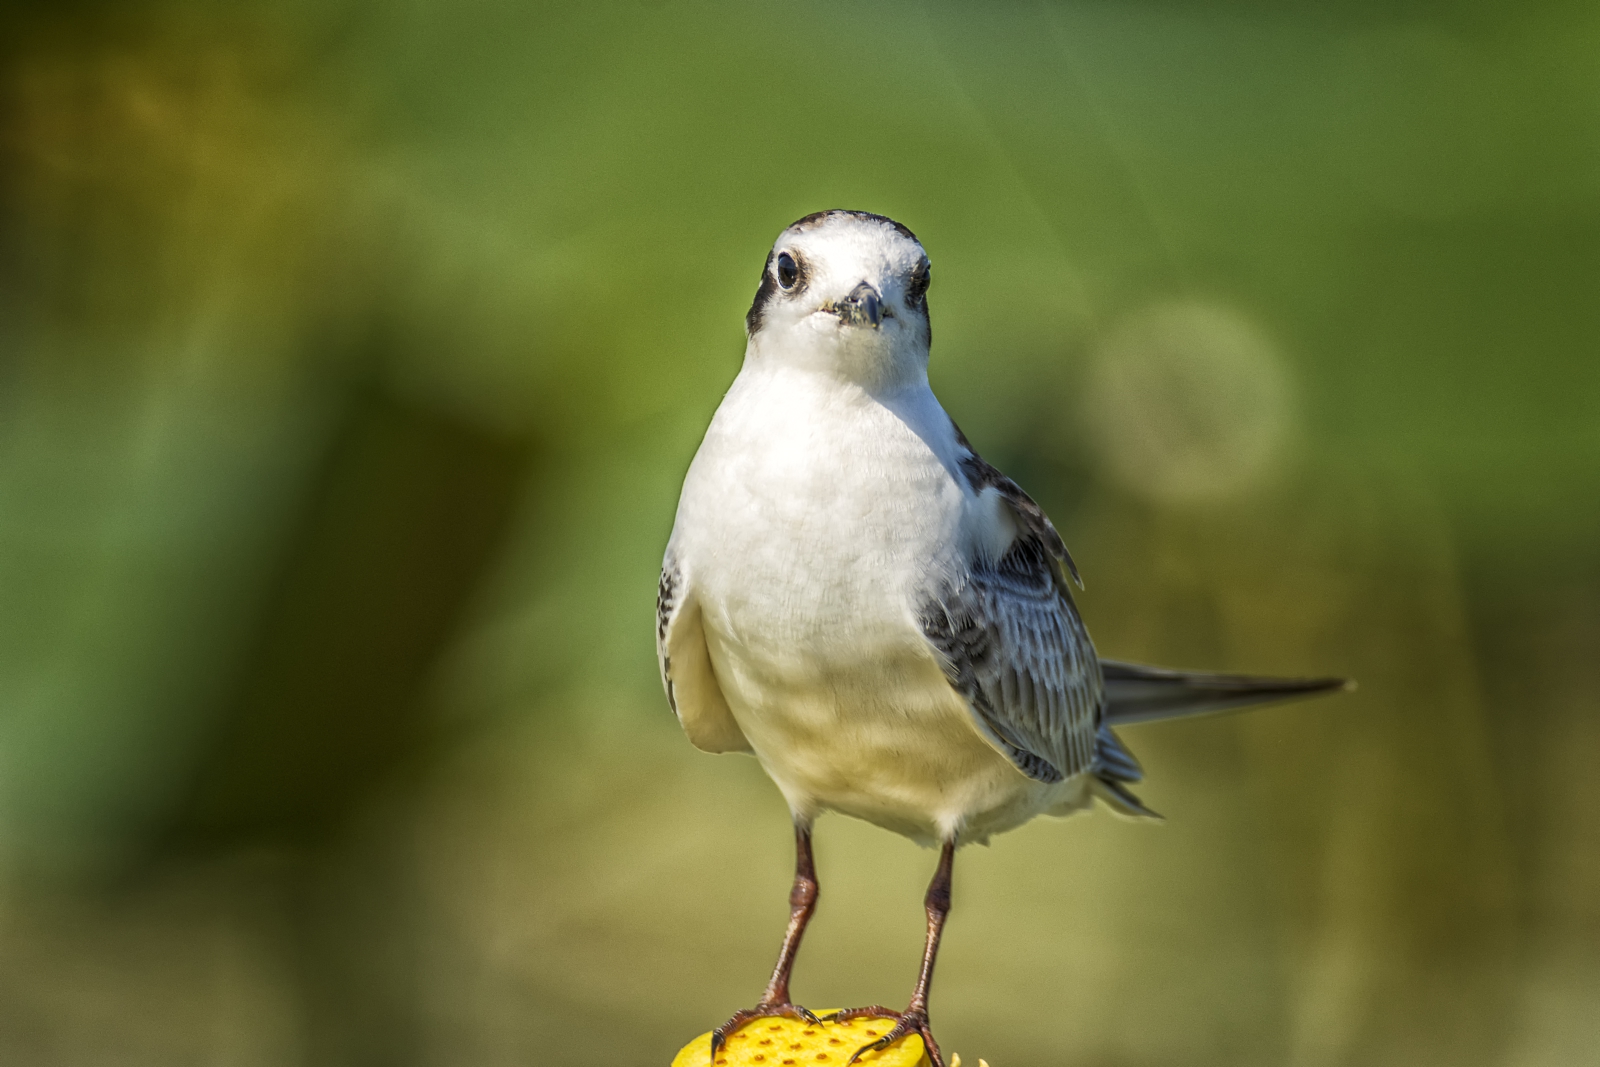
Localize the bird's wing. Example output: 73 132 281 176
921 428 1148 811
1100 659 1349 724
920 534 1100 784
657 549 751 754
950 425 1081 590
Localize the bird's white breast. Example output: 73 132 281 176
670 362 1063 843
679 363 963 658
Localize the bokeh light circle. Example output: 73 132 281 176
1081 301 1295 505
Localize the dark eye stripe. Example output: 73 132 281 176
747 249 808 335
746 250 778 335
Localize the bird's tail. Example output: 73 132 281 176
1101 659 1351 726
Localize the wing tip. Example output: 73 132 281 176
1100 660 1354 726
1272 674 1353 694
1062 549 1084 590
1271 675 1355 699
1102 659 1353 693
1095 777 1162 820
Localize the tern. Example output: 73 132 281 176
657 210 1345 1066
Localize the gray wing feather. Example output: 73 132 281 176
951 424 1081 589
920 517 1103 786
923 428 1149 808
1101 659 1349 724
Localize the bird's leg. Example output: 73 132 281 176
757 821 821 1009
828 839 954 1067
710 822 822 1061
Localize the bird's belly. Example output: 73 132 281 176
704 620 1060 844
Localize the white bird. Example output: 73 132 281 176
657 210 1345 1067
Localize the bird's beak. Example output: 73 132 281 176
826 281 886 328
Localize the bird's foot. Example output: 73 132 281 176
824 1006 943 1067
710 1003 822 1062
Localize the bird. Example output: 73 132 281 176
656 210 1346 1067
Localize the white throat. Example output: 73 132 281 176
746 315 930 395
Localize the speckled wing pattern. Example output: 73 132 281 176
656 556 684 716
656 548 751 754
921 427 1148 811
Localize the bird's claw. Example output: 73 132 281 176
710 1003 822 1062
824 1006 943 1067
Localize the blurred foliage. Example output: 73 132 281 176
0 1 1597 1065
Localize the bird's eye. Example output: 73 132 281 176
776 251 799 290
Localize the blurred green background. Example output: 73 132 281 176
2 1 1597 1064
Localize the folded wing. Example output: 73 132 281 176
657 551 752 754
922 428 1146 810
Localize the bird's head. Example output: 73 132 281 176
744 210 932 387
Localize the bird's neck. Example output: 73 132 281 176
746 328 930 396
